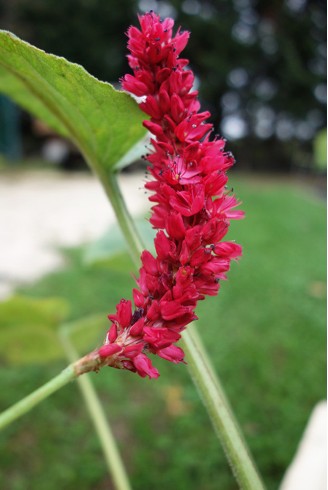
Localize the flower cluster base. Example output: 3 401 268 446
98 12 244 379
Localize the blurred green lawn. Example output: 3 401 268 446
0 175 326 490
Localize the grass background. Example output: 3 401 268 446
0 175 326 490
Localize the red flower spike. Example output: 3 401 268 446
98 12 243 378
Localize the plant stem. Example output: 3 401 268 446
98 169 143 268
104 174 266 489
60 328 132 490
0 350 106 430
181 324 265 490
0 365 76 431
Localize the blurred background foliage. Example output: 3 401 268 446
0 0 326 171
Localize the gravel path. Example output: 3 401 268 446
0 169 149 298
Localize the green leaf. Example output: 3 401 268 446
113 133 150 171
83 217 156 266
0 296 107 364
314 128 327 170
0 296 70 364
0 30 146 173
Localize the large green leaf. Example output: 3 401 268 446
0 296 70 364
0 30 146 172
0 296 107 364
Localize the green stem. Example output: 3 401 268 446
181 324 265 490
104 174 265 489
0 350 105 430
59 329 132 490
0 365 76 431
